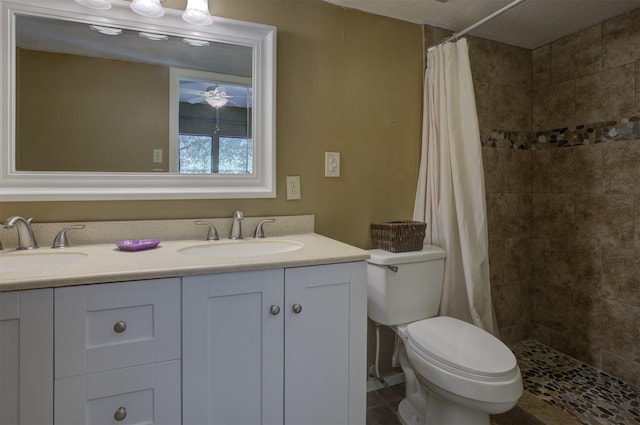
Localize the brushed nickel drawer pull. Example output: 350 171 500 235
113 321 127 333
114 406 127 421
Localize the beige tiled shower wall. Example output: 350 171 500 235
528 8 640 387
532 8 640 128
426 7 640 386
530 141 640 386
469 36 534 346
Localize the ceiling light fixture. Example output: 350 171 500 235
203 86 231 109
182 0 213 26
75 0 112 10
183 38 211 47
139 31 169 41
75 0 214 27
89 24 122 35
130 0 165 18
205 96 229 108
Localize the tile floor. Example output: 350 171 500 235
512 340 640 425
366 383 404 425
366 382 553 425
366 340 640 425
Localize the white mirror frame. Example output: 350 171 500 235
0 0 276 201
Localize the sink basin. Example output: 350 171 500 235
0 251 88 273
179 239 304 257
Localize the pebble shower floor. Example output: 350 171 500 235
512 340 640 425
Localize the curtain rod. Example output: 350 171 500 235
427 0 527 51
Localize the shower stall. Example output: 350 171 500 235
420 1 640 423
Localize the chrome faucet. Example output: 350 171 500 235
195 220 219 241
3 216 39 250
253 218 276 239
229 210 244 240
52 224 86 249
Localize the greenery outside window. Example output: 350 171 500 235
179 135 253 174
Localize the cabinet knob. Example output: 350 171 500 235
269 305 281 315
114 406 127 421
113 321 127 333
292 304 302 314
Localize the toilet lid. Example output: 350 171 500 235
367 245 446 266
406 316 518 379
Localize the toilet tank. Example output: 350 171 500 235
366 245 446 326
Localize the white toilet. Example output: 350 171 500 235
367 246 522 425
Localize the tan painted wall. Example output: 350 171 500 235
16 49 170 172
0 0 424 249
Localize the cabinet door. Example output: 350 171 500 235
55 360 181 425
0 289 53 425
284 262 367 425
55 278 181 378
182 270 284 425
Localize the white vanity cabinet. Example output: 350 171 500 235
0 256 366 425
182 261 367 425
0 289 53 425
53 278 181 425
182 269 285 425
284 263 366 425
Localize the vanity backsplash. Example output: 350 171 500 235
1 214 315 250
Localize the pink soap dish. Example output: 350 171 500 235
115 239 161 251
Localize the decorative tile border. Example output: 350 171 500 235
480 128 532 150
480 115 640 150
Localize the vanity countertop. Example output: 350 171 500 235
0 233 370 292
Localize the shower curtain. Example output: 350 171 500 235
413 38 498 335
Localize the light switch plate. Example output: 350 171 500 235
286 176 301 200
325 152 340 177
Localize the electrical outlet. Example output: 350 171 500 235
286 176 301 200
153 149 163 163
325 152 340 177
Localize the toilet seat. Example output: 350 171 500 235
403 315 522 408
406 316 518 381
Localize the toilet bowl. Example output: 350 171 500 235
366 247 522 425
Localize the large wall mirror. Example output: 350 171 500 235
0 0 276 200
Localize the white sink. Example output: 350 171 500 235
0 251 88 273
179 239 304 257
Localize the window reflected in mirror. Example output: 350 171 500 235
174 72 253 174
179 136 252 174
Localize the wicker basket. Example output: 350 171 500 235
370 220 426 253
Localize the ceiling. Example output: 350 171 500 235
321 0 640 49
16 15 252 77
16 14 252 107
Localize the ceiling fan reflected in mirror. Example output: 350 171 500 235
183 84 245 109
202 85 230 108
178 79 252 133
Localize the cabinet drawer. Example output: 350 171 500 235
55 278 180 378
54 360 181 425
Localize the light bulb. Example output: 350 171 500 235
139 32 169 41
130 0 165 18
183 38 210 47
205 97 229 108
182 0 213 26
89 25 122 36
75 0 112 10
